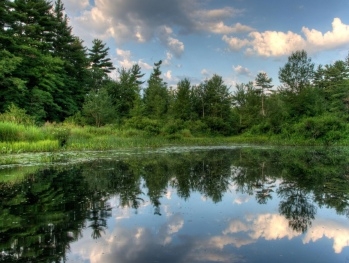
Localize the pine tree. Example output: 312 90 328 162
172 78 192 121
143 60 169 119
51 0 89 118
87 39 115 91
108 64 144 121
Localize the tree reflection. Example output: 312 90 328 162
2 147 349 261
277 182 316 233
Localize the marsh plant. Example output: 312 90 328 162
53 127 71 147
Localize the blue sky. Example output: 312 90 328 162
64 0 349 89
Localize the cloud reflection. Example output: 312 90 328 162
68 212 349 262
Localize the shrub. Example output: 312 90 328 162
124 117 161 135
294 114 344 142
0 104 34 125
53 127 71 147
161 119 184 135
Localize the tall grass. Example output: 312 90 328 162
0 122 49 142
1 120 348 155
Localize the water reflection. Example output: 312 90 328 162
1 147 349 262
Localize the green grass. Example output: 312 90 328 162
0 121 348 156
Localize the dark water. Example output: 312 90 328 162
1 146 349 263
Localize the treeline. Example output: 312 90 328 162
1 0 349 141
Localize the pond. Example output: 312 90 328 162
1 146 349 263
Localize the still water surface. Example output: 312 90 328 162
1 146 349 262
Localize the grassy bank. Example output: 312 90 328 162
0 121 345 158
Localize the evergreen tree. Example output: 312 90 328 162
143 60 169 119
172 78 192 121
51 0 89 117
88 39 115 91
314 60 349 114
88 39 115 74
108 64 144 122
0 50 26 112
197 75 233 134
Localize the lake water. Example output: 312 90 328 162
1 146 349 263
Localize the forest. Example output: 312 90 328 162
1 0 349 145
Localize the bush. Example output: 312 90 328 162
64 111 86 126
161 119 184 135
124 117 161 135
0 104 34 125
294 114 344 142
53 127 71 147
184 120 208 136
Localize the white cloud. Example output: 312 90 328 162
223 18 349 57
116 48 152 70
67 0 253 50
164 70 173 82
163 52 173 66
303 219 349 254
201 68 212 79
158 26 185 57
302 18 349 51
192 8 253 35
247 31 306 57
64 0 90 14
233 65 251 76
222 35 250 51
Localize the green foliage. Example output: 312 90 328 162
172 78 192 120
63 111 86 126
143 60 169 119
88 39 115 75
294 114 345 143
161 119 184 135
82 88 116 127
52 127 71 147
108 64 144 121
124 117 161 135
279 50 314 93
0 104 34 125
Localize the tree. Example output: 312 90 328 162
255 72 273 116
279 50 314 93
51 0 89 116
108 64 144 122
82 88 115 127
143 60 169 119
172 78 192 121
313 60 349 114
0 50 26 112
194 75 233 134
232 82 260 131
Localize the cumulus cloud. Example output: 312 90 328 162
116 48 152 70
302 18 349 51
233 65 251 76
192 8 254 34
158 26 185 57
303 219 349 254
64 0 90 15
163 70 173 82
223 18 349 57
66 0 253 53
163 52 173 66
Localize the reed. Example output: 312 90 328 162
0 140 59 154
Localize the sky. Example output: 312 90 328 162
63 0 349 89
